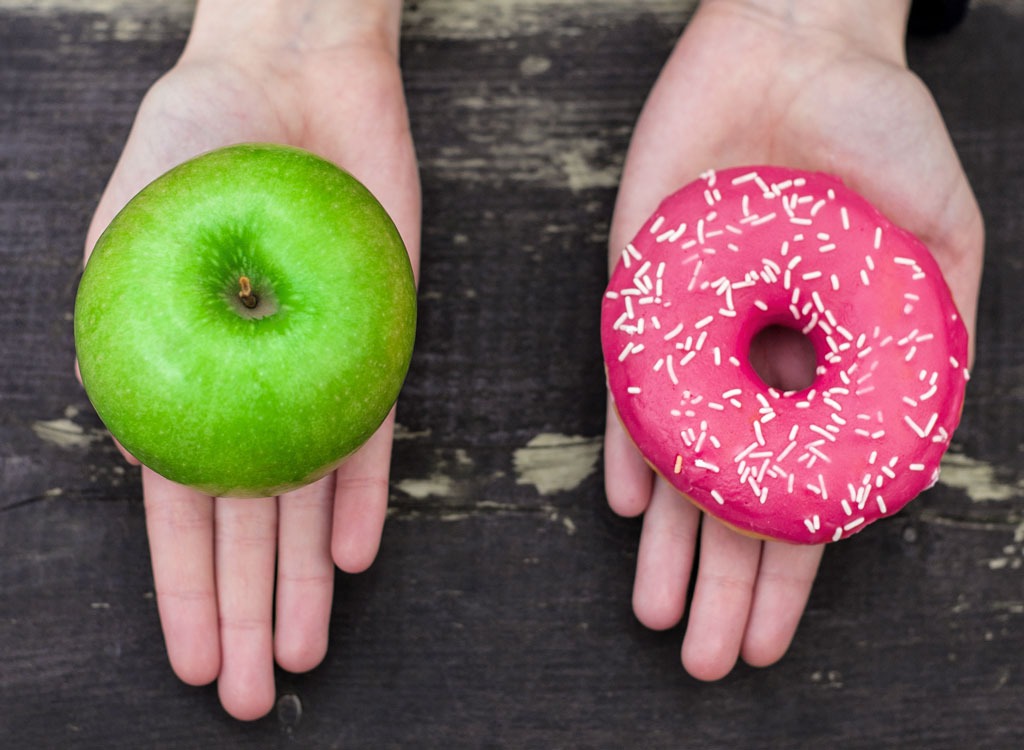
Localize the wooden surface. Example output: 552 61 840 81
2 1 1022 747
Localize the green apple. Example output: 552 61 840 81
74 143 417 497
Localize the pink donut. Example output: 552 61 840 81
601 166 969 544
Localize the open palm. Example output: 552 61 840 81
605 0 983 680
82 29 419 719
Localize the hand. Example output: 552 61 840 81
604 0 983 680
81 0 418 720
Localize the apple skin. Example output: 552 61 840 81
74 143 417 497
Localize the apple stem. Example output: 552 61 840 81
238 276 258 309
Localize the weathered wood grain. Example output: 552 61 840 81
1 1 1022 747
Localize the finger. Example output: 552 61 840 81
741 541 824 668
275 475 335 673
142 468 219 686
331 409 396 573
632 479 701 630
680 515 762 681
214 496 278 721
604 396 655 518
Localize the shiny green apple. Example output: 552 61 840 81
74 143 417 497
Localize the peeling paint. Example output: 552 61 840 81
403 0 686 41
393 423 433 441
4 0 192 16
32 418 105 450
395 473 455 500
513 433 601 495
979 520 1024 572
938 451 1022 502
558 139 621 192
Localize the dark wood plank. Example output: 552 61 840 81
2 1 1022 747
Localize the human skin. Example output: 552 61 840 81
604 0 983 680
81 0 418 721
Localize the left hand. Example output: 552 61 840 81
605 0 983 680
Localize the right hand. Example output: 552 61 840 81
81 0 419 720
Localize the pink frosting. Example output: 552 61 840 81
602 166 969 544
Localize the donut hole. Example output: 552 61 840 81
748 325 818 391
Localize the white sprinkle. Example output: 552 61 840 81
663 322 684 341
830 274 840 291
860 269 871 286
832 527 843 542
735 442 759 463
812 291 826 313
695 315 714 329
627 386 641 395
617 343 634 362
840 207 850 230
809 424 837 443
777 441 797 462
808 445 832 464
666 355 678 385
802 270 823 281
710 489 725 505
876 496 888 514
649 216 666 234
873 227 882 250
694 459 720 473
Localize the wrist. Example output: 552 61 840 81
182 0 404 65
698 0 913 63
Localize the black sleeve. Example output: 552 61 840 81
908 0 971 35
